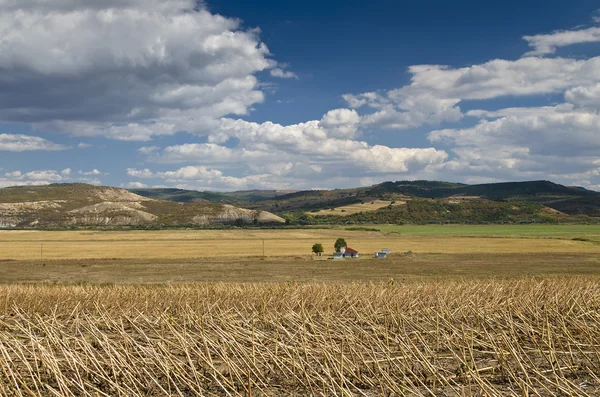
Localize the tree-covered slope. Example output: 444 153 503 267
132 180 600 220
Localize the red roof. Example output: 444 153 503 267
345 247 358 253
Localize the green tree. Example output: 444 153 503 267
334 238 347 253
282 212 295 225
312 243 324 256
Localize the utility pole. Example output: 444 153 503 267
262 239 265 258
40 242 43 265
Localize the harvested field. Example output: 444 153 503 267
1 227 599 261
1 253 600 284
313 200 404 216
0 278 599 396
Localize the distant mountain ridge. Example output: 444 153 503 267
0 184 284 228
132 180 600 223
0 181 594 229
132 180 599 206
130 188 296 205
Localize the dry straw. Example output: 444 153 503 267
0 278 598 396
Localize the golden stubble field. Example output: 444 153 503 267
0 228 598 261
0 279 599 396
0 226 599 283
1 226 600 395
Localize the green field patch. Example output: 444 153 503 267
370 224 600 238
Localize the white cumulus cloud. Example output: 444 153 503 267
319 108 361 138
79 169 101 176
125 181 147 189
270 68 298 79
524 27 600 56
126 166 287 191
141 110 448 189
0 134 68 151
0 167 104 187
0 0 275 141
344 56 600 131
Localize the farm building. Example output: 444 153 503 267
374 248 392 259
333 246 359 259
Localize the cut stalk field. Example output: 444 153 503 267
0 278 599 396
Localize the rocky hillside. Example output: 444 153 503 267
0 184 284 228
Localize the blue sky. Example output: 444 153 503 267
2 0 600 191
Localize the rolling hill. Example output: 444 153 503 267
132 180 600 225
1 181 596 229
129 188 297 205
0 184 284 228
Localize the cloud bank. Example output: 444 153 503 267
2 3 600 190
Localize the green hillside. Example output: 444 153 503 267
129 188 297 205
129 188 237 204
289 199 571 225
132 180 600 225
